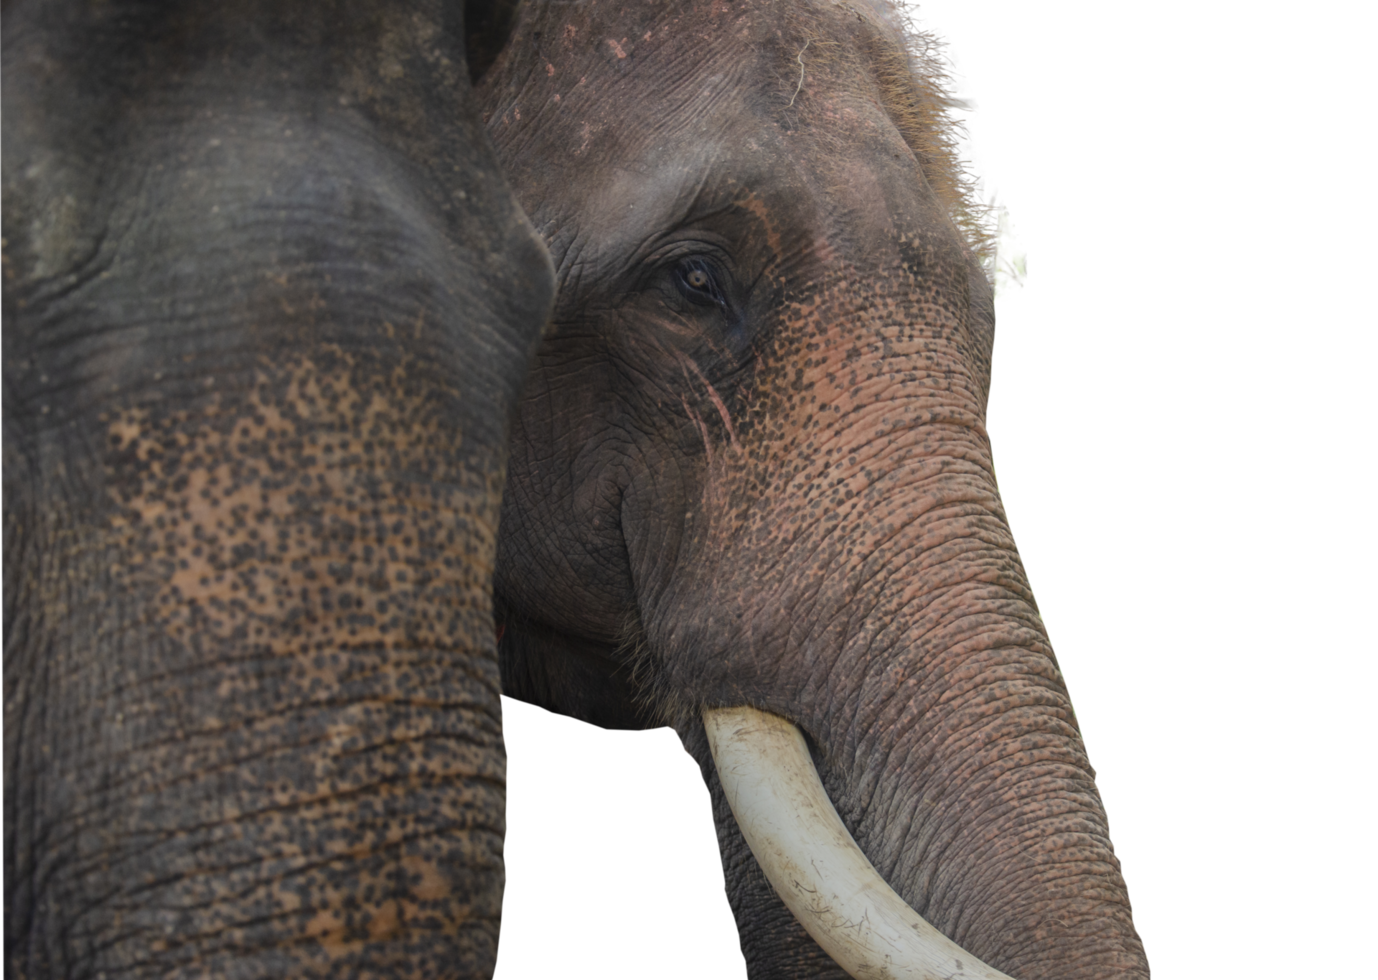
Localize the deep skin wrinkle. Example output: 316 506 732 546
481 2 1148 979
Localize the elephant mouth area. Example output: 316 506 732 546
494 613 654 731
704 704 1014 980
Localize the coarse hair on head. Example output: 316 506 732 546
817 0 995 274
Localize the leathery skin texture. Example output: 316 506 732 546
4 2 552 976
481 2 1149 978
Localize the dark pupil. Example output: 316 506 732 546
686 269 710 289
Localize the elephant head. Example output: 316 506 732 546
479 2 1149 978
4 1 550 975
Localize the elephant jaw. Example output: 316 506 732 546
703 706 1016 980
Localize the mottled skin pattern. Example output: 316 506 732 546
481 2 1149 978
4 2 551 977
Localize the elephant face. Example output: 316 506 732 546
481 2 1148 979
4 1 551 975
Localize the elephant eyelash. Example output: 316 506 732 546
674 257 730 310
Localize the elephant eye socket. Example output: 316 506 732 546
675 257 728 309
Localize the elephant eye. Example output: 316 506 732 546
675 257 728 309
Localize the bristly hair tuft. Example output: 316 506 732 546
849 0 996 276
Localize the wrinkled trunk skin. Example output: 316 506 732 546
4 3 551 977
480 2 1147 979
644 256 1140 979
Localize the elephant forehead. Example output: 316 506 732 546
493 1 927 203
521 104 943 301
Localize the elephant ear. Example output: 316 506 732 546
465 0 523 83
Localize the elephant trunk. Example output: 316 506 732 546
660 408 1146 979
3 3 552 973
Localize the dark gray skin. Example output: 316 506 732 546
4 1 551 976
481 2 1149 978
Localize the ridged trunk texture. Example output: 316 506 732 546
656 267 1147 979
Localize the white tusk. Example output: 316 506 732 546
703 705 1017 980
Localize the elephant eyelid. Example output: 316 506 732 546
674 257 730 309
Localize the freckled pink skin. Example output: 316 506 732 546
482 2 1148 979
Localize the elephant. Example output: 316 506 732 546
477 1 1150 978
4 0 553 975
4 0 1149 978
